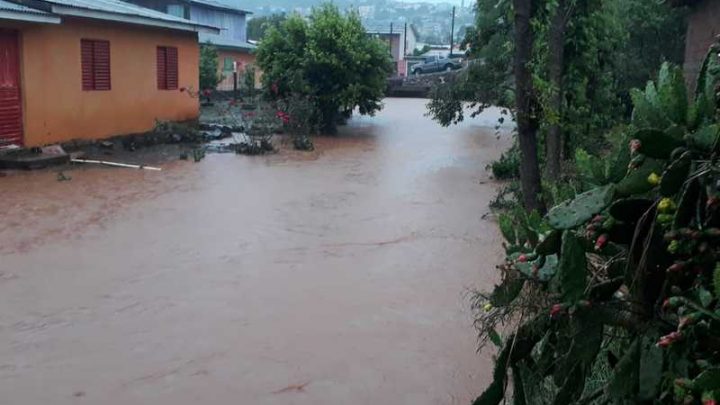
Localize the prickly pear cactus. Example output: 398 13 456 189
557 232 586 301
476 49 720 405
547 184 615 230
633 129 683 159
616 158 665 196
660 152 691 197
610 198 654 223
685 124 720 151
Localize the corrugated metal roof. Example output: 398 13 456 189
0 0 61 23
199 32 254 51
190 0 250 15
0 0 52 14
40 0 219 31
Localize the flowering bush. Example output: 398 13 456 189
182 86 278 154
276 94 319 151
256 4 393 134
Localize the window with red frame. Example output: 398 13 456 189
157 46 178 90
81 39 111 91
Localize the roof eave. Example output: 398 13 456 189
0 9 60 23
213 44 255 52
50 4 220 33
189 1 251 16
200 38 256 52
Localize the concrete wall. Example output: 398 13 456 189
2 18 199 146
371 33 404 62
406 28 417 57
684 0 720 92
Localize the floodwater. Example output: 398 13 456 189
0 98 511 405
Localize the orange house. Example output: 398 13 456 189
0 0 219 148
123 0 258 91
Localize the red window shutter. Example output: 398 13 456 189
157 47 167 89
157 46 178 90
81 39 94 91
93 40 111 91
81 39 111 91
166 47 178 90
0 30 23 146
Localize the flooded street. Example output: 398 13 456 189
0 98 510 404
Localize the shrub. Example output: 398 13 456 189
199 43 221 91
256 3 393 134
475 48 720 404
490 145 521 180
277 94 318 151
242 64 257 101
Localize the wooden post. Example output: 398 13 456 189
450 6 456 57
233 71 238 101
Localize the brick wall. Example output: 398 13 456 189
684 0 720 92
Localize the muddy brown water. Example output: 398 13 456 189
0 98 511 405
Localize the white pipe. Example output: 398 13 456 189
71 159 162 171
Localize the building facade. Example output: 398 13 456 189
364 23 417 77
125 0 256 91
0 0 217 148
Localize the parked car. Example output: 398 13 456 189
411 55 464 75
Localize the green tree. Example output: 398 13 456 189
428 0 686 208
412 44 431 56
427 0 514 126
513 0 545 212
242 64 257 101
199 43 220 91
257 4 393 134
247 14 287 41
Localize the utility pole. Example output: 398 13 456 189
450 6 456 57
389 22 394 57
404 22 408 56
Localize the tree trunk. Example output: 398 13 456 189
320 103 339 135
513 0 545 213
546 0 568 181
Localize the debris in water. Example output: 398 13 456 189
0 144 21 152
204 143 235 154
56 171 72 182
192 148 206 162
70 159 162 171
41 145 66 155
272 381 310 394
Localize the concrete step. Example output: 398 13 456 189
0 152 70 170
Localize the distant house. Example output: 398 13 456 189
0 0 218 148
365 23 417 76
672 0 719 91
124 0 256 91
